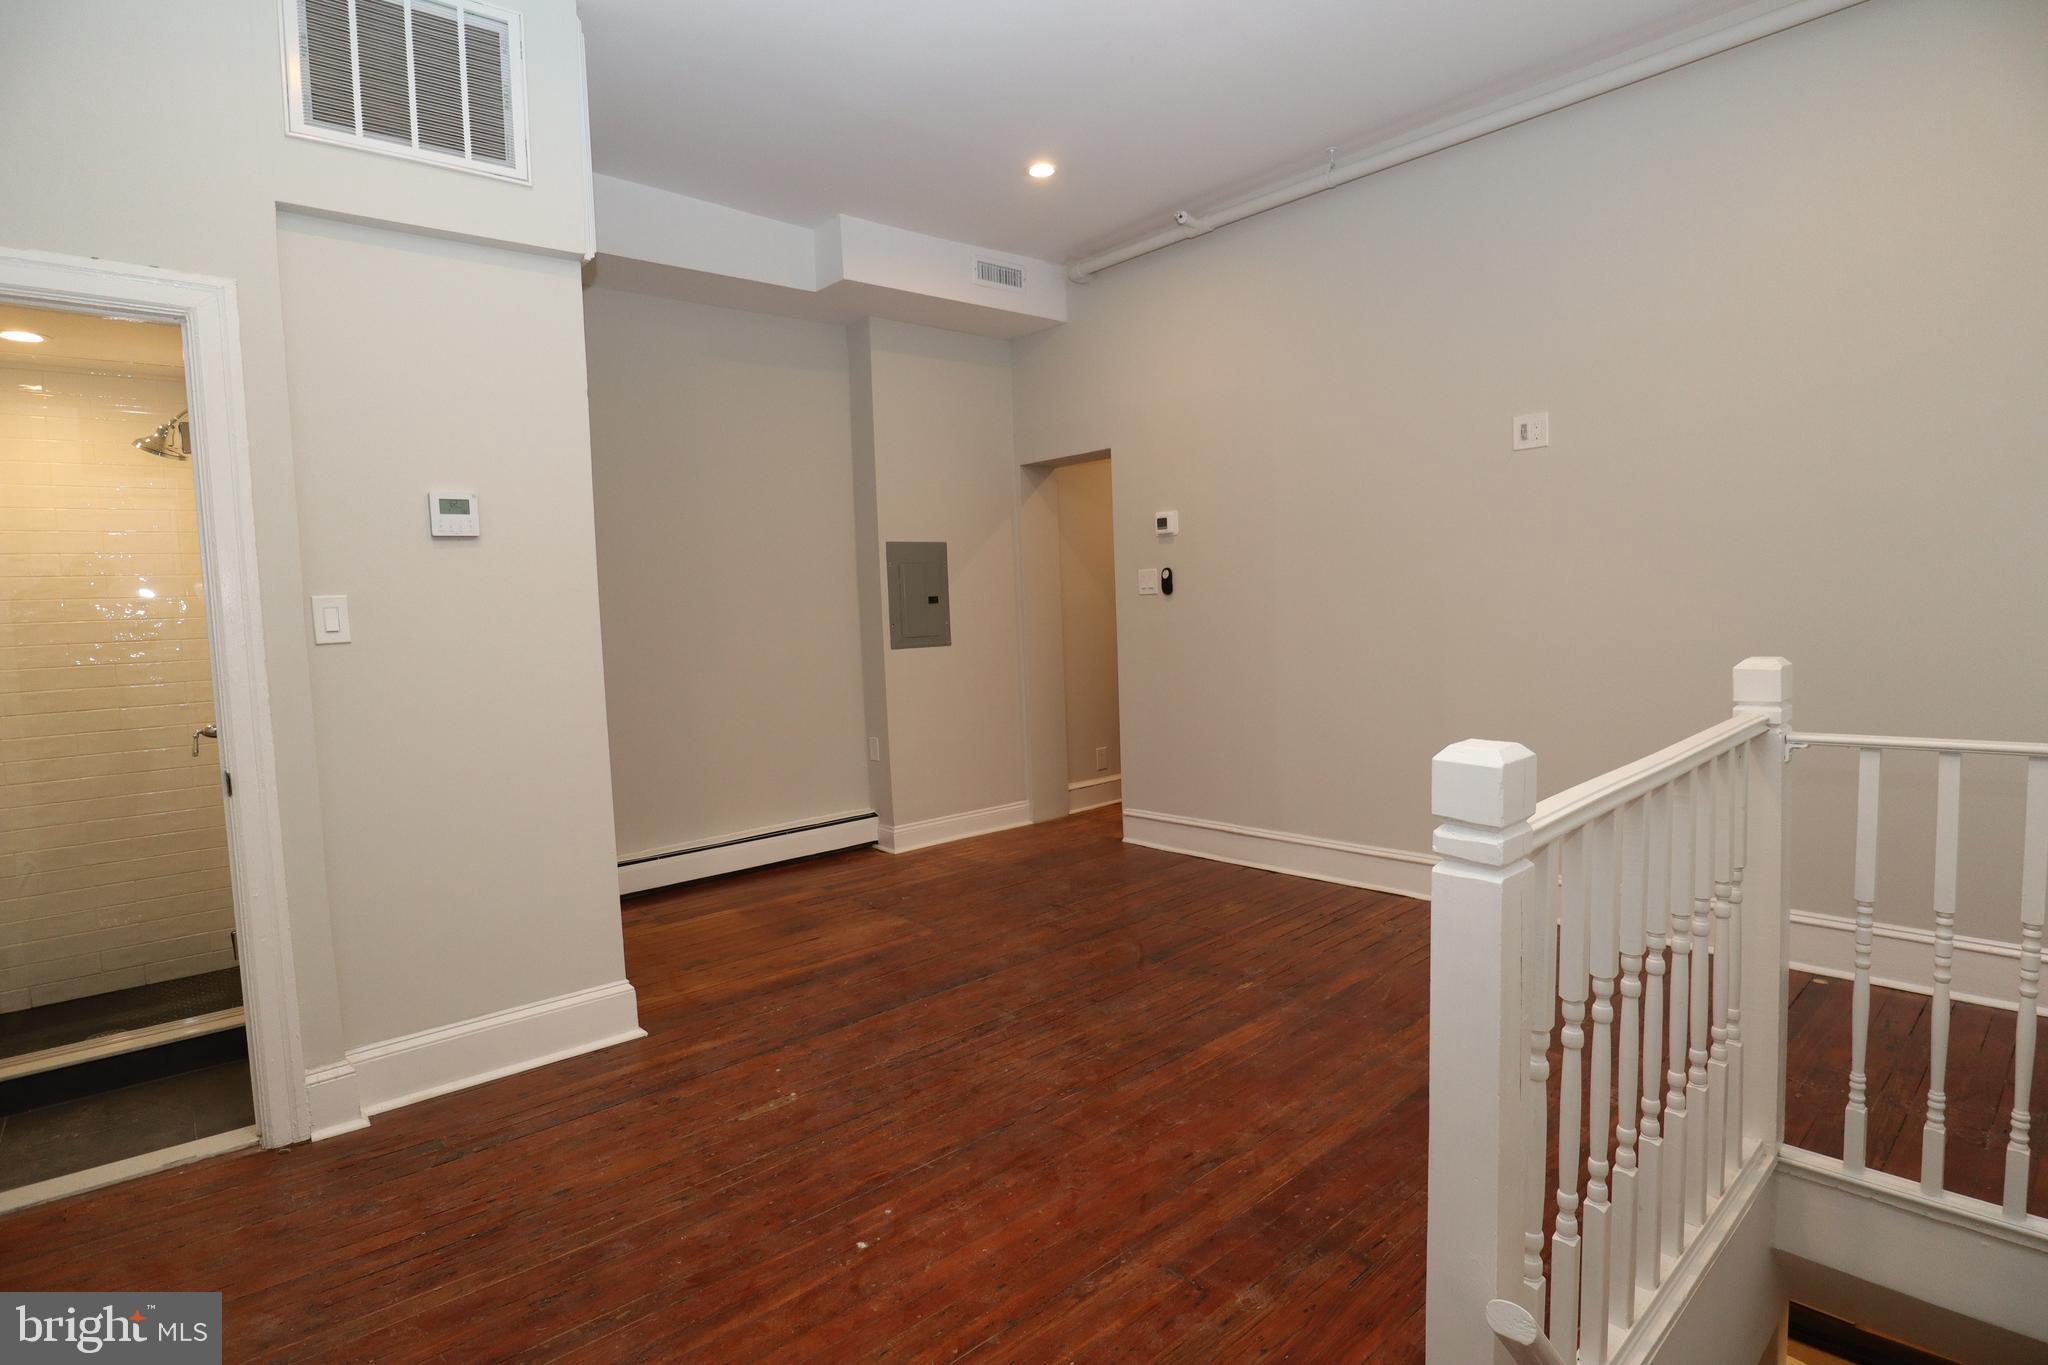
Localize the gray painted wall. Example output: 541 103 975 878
583 288 870 860
1012 0 2048 941
853 320 1027 830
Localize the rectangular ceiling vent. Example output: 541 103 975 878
973 258 1027 290
284 0 529 181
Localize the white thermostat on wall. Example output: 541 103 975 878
428 490 480 537
1154 509 1179 537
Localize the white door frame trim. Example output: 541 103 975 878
0 243 310 1147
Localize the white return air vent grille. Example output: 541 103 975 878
284 0 528 180
973 258 1027 290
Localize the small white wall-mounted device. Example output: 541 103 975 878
1137 568 1160 596
310 594 351 645
429 490 481 537
1512 412 1551 451
1154 509 1179 537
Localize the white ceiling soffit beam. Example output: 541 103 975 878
590 175 1066 339
1066 0 1868 282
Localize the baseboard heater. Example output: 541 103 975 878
617 812 879 895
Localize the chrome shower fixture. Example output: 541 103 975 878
134 412 192 460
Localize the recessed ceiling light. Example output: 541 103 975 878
1028 161 1056 180
0 329 46 345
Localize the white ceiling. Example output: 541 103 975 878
583 0 1798 263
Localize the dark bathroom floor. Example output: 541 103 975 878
0 1032 254 1193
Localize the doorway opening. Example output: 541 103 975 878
0 262 294 1207
1051 457 1120 815
1017 450 1121 830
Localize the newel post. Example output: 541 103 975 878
1427 739 1538 1365
1732 657 1792 1157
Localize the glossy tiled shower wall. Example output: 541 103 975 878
0 359 235 1013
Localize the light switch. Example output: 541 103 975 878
311 594 351 645
1513 411 1551 451
1137 568 1160 596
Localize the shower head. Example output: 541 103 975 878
134 412 192 461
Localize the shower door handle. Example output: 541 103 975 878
193 724 219 758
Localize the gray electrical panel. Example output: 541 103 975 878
886 541 951 649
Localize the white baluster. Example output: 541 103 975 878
1922 751 1961 1197
1522 843 1560 1309
1707 752 1732 1202
1552 827 1589 1353
1580 815 1618 1360
1662 776 1694 1262
1686 762 1713 1227
1426 740 1541 1364
2006 757 2047 1221
1844 747 1881 1176
1724 738 1749 1177
1637 783 1670 1291
1609 798 1646 1333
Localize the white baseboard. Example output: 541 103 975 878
1068 774 1122 814
1121 808 1435 899
304 979 644 1137
618 813 877 895
878 801 1031 853
1789 910 2046 1015
304 1059 368 1140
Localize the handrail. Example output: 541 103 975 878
1788 730 2048 759
1529 713 1769 846
1485 1300 1571 1365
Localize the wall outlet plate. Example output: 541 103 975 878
1512 412 1551 451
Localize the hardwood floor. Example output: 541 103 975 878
0 807 2037 1360
0 808 1431 1361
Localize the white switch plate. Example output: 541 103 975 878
1095 746 1109 772
1513 411 1551 450
1137 568 1160 596
868 736 882 762
311 594 351 645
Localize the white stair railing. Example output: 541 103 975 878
1427 658 1792 1364
1782 729 2048 1220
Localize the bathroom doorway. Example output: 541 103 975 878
0 288 276 1206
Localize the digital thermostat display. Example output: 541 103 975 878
429 490 481 538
